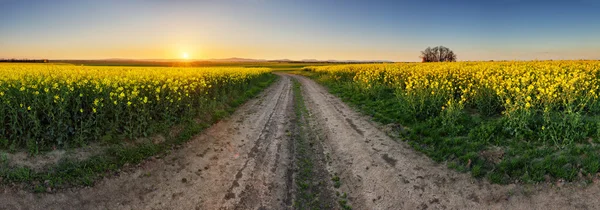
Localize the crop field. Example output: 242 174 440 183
304 61 600 183
0 63 272 154
3 0 600 208
2 61 600 209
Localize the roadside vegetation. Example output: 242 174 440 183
0 63 276 191
291 78 343 209
300 61 600 184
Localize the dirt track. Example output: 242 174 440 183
1 73 600 210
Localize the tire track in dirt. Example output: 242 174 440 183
289 73 600 210
226 74 295 210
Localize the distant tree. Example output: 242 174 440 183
420 46 457 62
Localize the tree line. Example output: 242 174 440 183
0 59 48 63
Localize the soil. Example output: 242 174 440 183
5 144 106 172
1 73 599 210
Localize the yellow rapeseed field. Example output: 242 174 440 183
306 61 600 144
0 63 271 151
304 61 600 183
309 61 600 112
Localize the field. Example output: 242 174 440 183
0 63 276 190
56 59 340 70
303 61 600 183
2 61 600 209
0 63 271 153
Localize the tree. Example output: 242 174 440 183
420 46 457 62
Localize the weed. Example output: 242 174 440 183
332 175 341 188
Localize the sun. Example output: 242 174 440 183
182 52 189 59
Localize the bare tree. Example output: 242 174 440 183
420 46 456 62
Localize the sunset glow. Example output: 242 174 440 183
0 1 599 61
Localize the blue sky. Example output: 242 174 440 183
0 0 599 61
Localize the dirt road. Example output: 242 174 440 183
1 73 599 210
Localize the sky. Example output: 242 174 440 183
1 0 599 61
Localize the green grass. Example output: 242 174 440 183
295 71 600 185
291 78 320 209
337 192 352 210
331 175 341 188
291 78 350 210
0 74 277 191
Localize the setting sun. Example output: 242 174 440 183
182 52 189 59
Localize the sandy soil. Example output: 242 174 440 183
1 73 599 210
